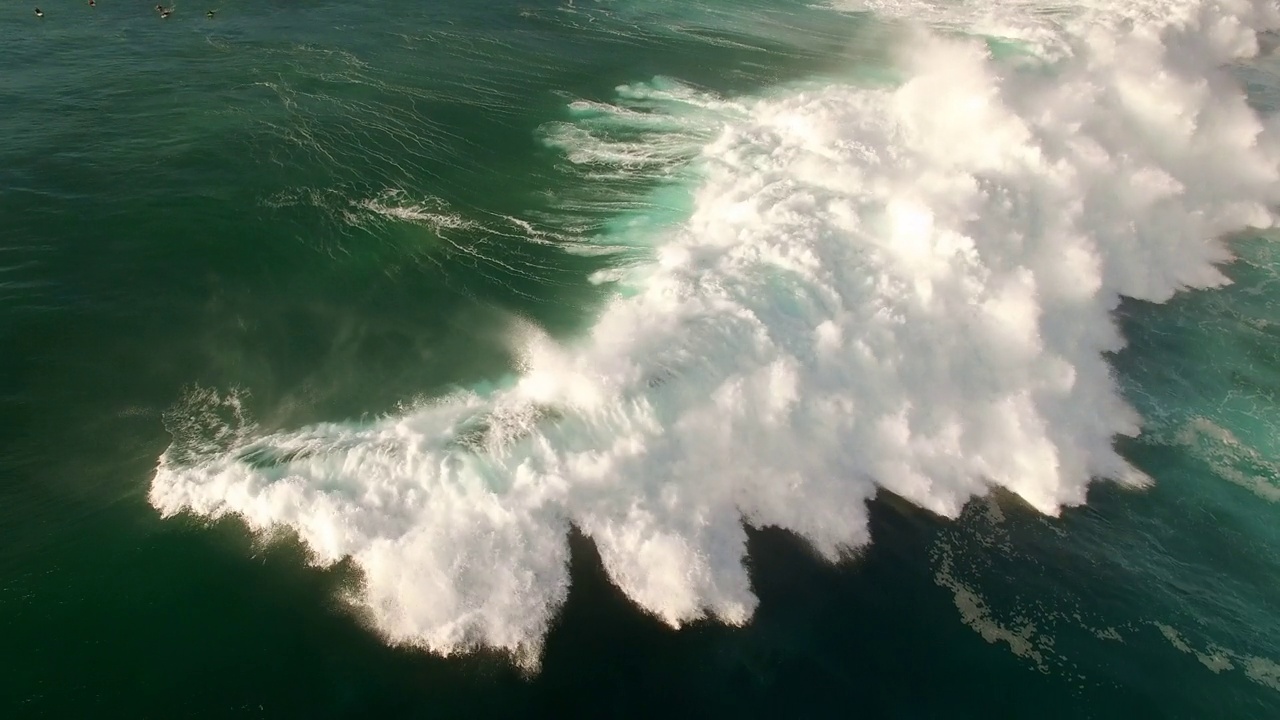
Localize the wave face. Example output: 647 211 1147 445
151 0 1280 667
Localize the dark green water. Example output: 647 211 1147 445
3 1 1280 717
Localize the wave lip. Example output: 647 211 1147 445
152 0 1280 667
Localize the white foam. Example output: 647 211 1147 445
355 189 476 231
542 79 740 175
152 0 1280 667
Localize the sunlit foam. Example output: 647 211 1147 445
152 0 1280 669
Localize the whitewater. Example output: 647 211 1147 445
150 0 1280 667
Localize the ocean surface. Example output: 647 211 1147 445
3 0 1280 717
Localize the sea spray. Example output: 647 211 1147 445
152 0 1280 668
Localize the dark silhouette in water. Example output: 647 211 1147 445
34 7 43 16
207 10 216 18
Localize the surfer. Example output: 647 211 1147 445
207 10 215 17
34 7 43 16
88 0 95 6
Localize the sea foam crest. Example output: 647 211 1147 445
151 0 1280 667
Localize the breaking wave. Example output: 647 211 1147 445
151 0 1280 668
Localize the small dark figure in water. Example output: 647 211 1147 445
161 10 171 18
207 10 215 17
34 7 43 16
88 0 95 6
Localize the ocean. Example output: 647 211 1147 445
3 0 1280 717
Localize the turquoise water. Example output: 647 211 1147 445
4 0 1280 717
